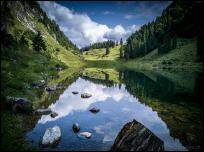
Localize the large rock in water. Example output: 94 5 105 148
111 119 164 151
42 126 61 146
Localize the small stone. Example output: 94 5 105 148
78 132 92 139
50 112 58 118
72 123 80 133
89 107 100 113
72 91 79 95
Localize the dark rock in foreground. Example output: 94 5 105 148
89 107 100 113
111 119 164 151
6 96 33 113
81 93 92 98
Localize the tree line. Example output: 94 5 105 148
81 39 123 52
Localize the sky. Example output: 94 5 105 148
38 1 172 48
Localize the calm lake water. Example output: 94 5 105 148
26 69 203 151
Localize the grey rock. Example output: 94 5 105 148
42 126 61 146
111 119 164 151
81 93 92 98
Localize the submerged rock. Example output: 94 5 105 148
42 126 61 146
78 132 92 139
34 108 52 115
6 96 33 113
89 107 100 113
72 91 79 95
72 123 80 133
81 93 92 98
50 112 58 118
111 119 164 151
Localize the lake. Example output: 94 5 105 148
26 68 203 151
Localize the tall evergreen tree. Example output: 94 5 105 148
33 31 46 52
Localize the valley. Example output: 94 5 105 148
1 1 203 151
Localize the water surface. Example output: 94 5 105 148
26 69 203 151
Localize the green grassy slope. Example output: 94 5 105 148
83 45 121 61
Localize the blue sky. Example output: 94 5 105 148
56 1 171 28
39 1 172 48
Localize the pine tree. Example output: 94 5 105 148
33 31 46 52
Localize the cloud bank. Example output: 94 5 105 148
38 1 140 48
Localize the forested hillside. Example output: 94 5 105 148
123 1 203 62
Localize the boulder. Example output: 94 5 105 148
42 126 61 146
89 107 100 113
50 112 58 118
6 96 33 113
72 91 79 95
34 108 52 115
111 119 164 151
78 132 92 139
72 123 80 133
81 93 92 98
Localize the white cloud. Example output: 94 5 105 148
38 1 140 48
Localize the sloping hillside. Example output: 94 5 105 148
1 1 84 99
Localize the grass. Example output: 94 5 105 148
83 45 121 61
